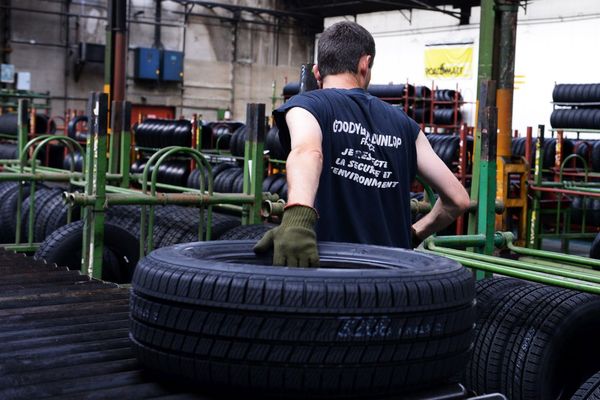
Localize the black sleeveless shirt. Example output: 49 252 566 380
274 88 420 248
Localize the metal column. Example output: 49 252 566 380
106 0 128 176
467 0 497 238
82 92 109 279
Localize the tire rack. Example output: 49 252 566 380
511 126 600 251
66 93 272 278
422 81 600 294
0 95 274 279
0 99 88 252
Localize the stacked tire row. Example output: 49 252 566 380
465 277 600 400
133 118 192 148
130 241 476 398
187 162 288 200
511 136 579 169
0 112 57 136
130 159 190 187
427 133 473 172
551 83 600 130
31 200 242 284
200 121 244 150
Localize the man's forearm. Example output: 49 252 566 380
285 147 323 206
412 198 466 240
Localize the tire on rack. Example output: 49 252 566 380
465 283 600 400
34 220 139 283
217 223 276 240
572 370 600 400
130 241 476 398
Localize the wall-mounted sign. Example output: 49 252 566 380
0 64 15 83
424 43 473 79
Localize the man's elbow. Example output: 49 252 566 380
454 190 471 216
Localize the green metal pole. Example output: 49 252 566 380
528 124 544 249
242 103 266 225
14 99 29 245
468 0 496 238
119 101 131 188
81 92 109 279
477 95 498 257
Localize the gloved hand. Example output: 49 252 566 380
254 204 319 267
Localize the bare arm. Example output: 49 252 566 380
412 131 470 239
284 107 323 207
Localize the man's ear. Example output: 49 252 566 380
312 64 322 88
358 55 372 77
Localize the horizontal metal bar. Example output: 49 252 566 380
429 243 600 284
421 249 600 295
3 244 40 252
529 184 600 198
66 192 257 207
507 240 600 269
0 172 79 182
425 233 507 249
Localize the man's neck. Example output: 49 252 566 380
322 73 365 90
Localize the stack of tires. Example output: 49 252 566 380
465 277 600 400
200 121 244 150
34 204 241 284
551 83 600 130
129 241 476 398
427 134 473 172
131 159 190 188
133 118 192 148
511 137 575 169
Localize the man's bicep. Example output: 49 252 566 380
285 107 323 150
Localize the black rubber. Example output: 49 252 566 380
466 283 600 400
591 233 600 260
130 241 475 398
473 276 529 315
20 187 63 242
0 183 32 243
217 223 276 240
34 220 139 284
572 371 600 400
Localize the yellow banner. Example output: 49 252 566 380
424 45 473 79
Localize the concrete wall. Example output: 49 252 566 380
325 0 600 137
7 0 313 123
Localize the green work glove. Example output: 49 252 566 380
254 204 319 267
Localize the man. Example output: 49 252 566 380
255 21 470 267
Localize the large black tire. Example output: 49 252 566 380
466 283 600 399
20 187 63 242
217 223 276 240
34 220 139 284
0 183 32 243
130 241 475 398
572 371 600 400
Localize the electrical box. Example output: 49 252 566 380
134 47 160 81
78 43 105 63
161 50 183 82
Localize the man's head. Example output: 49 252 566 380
314 21 375 88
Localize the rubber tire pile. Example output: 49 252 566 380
129 241 476 398
133 118 192 148
187 162 288 201
0 178 244 285
130 158 190 187
551 83 600 130
465 277 600 400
